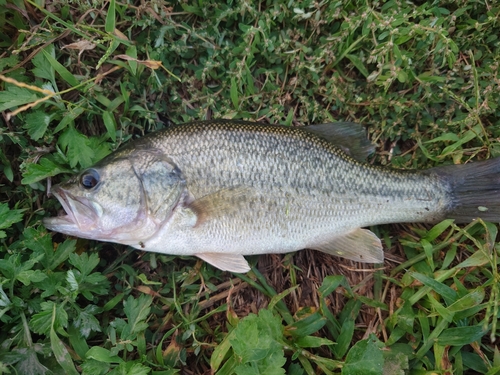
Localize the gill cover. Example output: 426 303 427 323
130 148 186 223
43 148 186 245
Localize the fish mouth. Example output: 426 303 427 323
43 186 101 237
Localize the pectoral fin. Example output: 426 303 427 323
312 228 384 263
188 187 254 226
197 253 251 273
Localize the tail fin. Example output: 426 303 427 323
427 158 500 223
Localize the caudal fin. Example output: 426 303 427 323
428 157 500 223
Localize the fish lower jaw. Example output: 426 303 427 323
42 215 97 238
43 215 73 230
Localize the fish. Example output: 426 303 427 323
43 120 500 273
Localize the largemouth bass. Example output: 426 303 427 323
43 120 500 272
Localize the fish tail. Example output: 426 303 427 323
428 157 500 223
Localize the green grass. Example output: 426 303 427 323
1 0 500 374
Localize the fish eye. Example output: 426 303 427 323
80 169 100 189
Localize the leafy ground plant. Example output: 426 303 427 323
1 0 500 374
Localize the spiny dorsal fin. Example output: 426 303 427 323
197 253 251 273
305 122 374 161
311 228 384 263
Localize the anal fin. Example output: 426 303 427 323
312 228 384 263
197 253 251 273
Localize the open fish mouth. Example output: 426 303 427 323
43 186 100 236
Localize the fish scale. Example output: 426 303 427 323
44 120 500 272
142 121 446 221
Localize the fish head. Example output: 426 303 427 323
43 149 186 245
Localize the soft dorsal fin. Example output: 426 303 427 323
311 228 384 263
305 122 374 161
